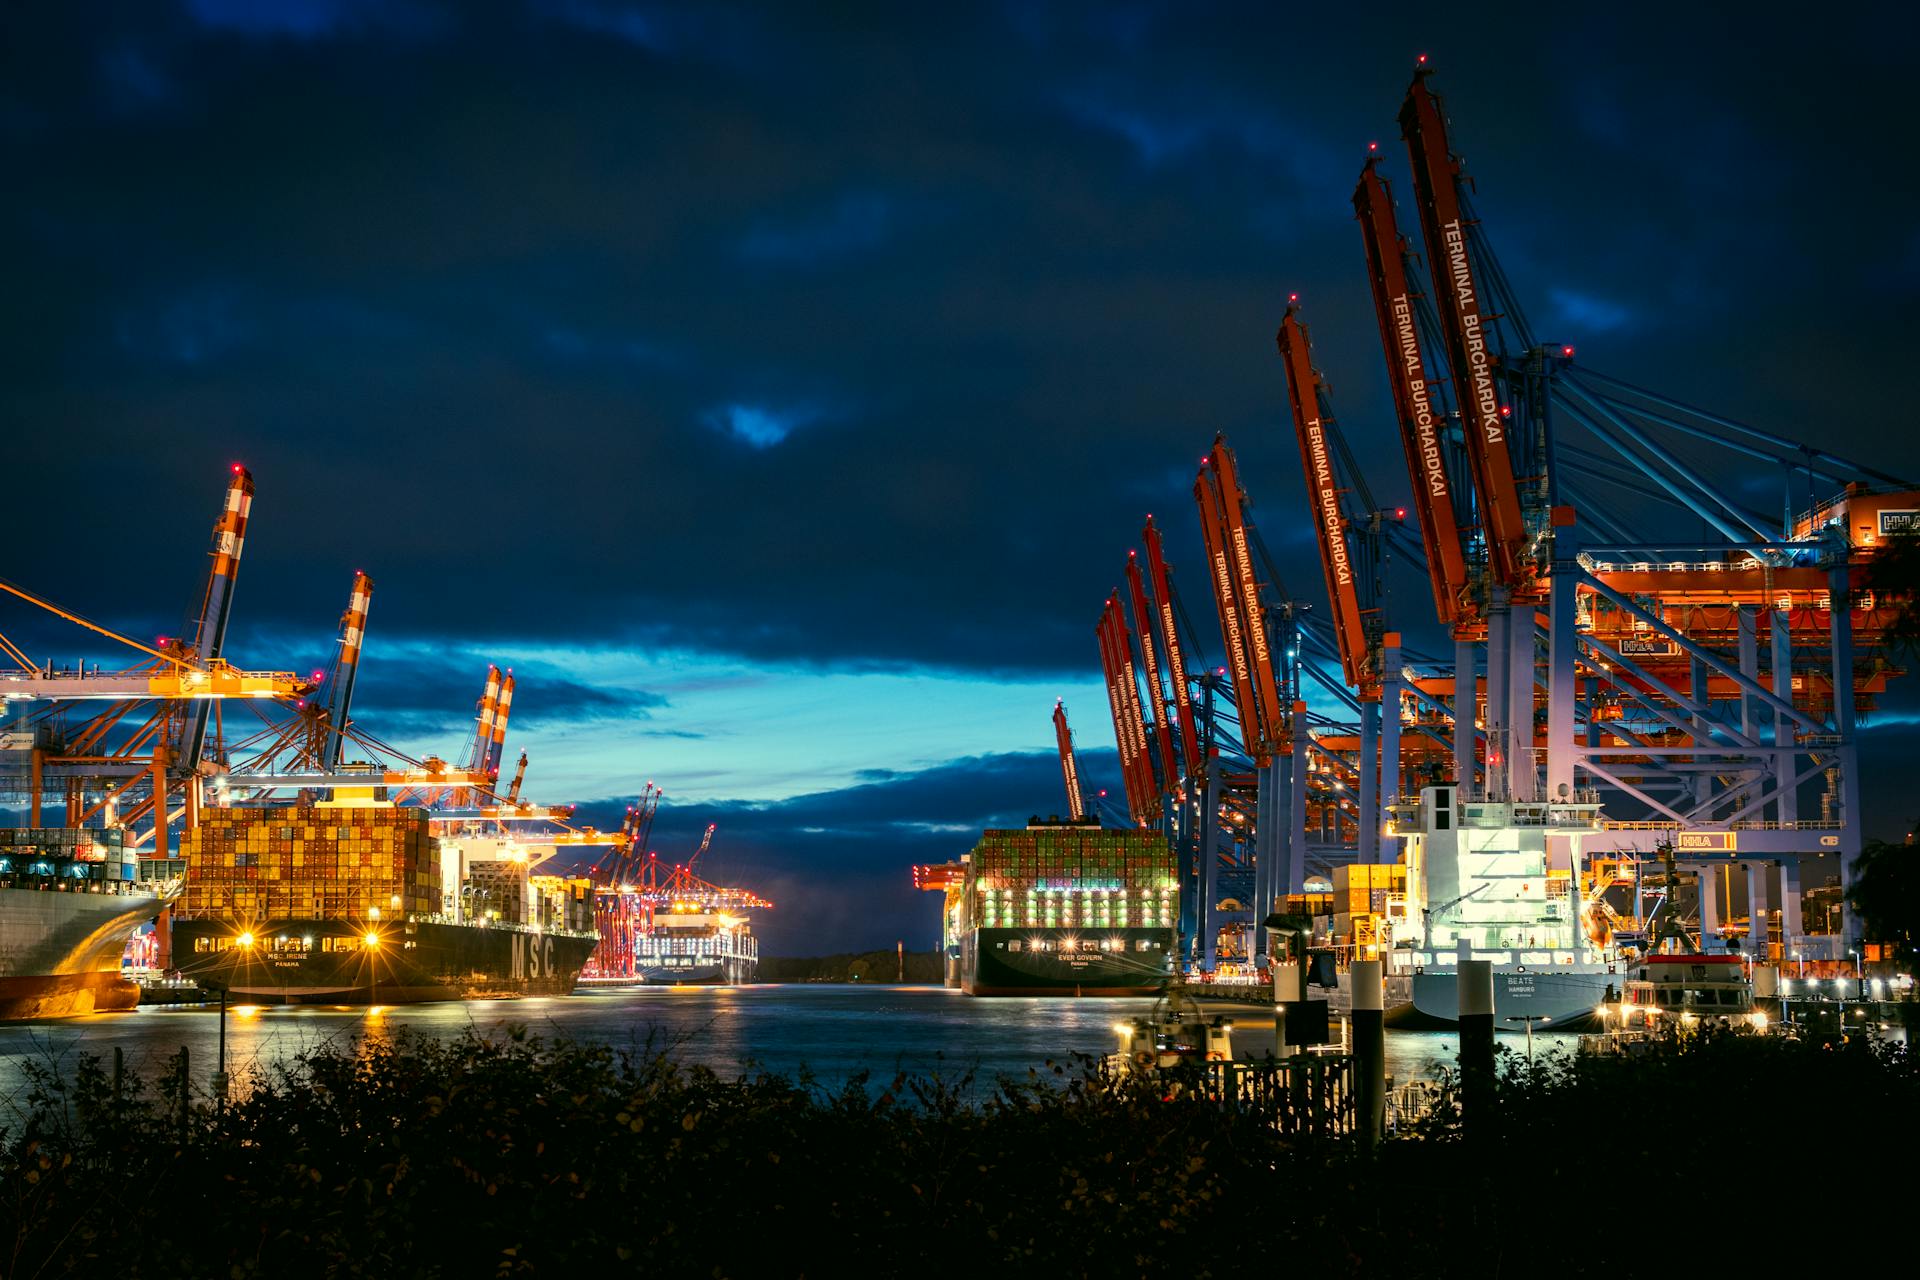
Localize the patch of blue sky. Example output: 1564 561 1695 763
1548 286 1633 334
702 402 814 449
358 637 1113 808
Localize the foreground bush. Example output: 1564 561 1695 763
1 1027 1913 1277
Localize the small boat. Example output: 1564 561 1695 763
1604 953 1764 1032
1112 986 1234 1075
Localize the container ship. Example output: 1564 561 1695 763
947 818 1177 996
169 803 598 1004
582 852 769 985
0 827 183 1020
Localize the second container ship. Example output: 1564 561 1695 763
944 818 1177 996
170 802 598 1004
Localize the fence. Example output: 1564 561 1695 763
1198 1054 1354 1138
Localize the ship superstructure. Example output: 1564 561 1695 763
1373 785 1618 1027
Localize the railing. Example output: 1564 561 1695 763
1598 819 1842 832
1196 1055 1354 1139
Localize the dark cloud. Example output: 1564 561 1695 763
12 3 1913 678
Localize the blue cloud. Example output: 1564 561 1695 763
738 193 893 266
184 0 442 41
1548 287 1633 334
536 0 758 67
703 402 814 449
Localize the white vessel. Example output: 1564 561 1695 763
1373 785 1622 1029
634 904 758 984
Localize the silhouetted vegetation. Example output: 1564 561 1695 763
2 1028 1912 1276
1851 831 1920 967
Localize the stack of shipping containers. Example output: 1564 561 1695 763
178 805 438 923
968 824 1175 933
1322 862 1407 954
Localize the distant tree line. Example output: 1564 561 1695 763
757 949 944 984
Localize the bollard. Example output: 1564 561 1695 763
1457 959 1495 1131
1273 961 1302 1058
1352 960 1385 1149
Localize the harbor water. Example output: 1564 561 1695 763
0 984 1579 1106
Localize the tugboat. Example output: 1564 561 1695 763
1112 985 1234 1075
1611 953 1761 1031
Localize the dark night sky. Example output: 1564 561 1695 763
5 2 1919 952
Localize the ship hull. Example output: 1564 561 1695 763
0 885 174 1022
635 957 755 985
1404 968 1616 1030
171 918 597 1005
963 927 1175 996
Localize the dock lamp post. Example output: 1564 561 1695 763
364 930 382 1010
213 931 257 1100
1504 1014 1553 1074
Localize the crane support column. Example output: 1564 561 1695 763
1508 605 1537 803
1828 555 1861 945
1202 752 1222 971
1454 632 1477 795
1358 702 1379 864
1379 634 1403 864
1288 700 1309 895
1546 510 1579 802
1781 859 1804 944
150 744 170 861
1256 753 1281 958
1484 589 1510 801
1747 861 1771 958
1772 610 1797 828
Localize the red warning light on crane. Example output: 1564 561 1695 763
1562 345 1575 357
230 463 244 474
1395 508 1407 520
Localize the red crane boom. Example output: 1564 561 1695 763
1276 305 1376 699
1105 592 1161 822
1052 699 1085 819
1205 440 1287 750
1125 551 1180 792
1098 598 1152 821
1142 517 1201 778
1399 66 1529 588
1353 155 1472 623
1194 465 1268 761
